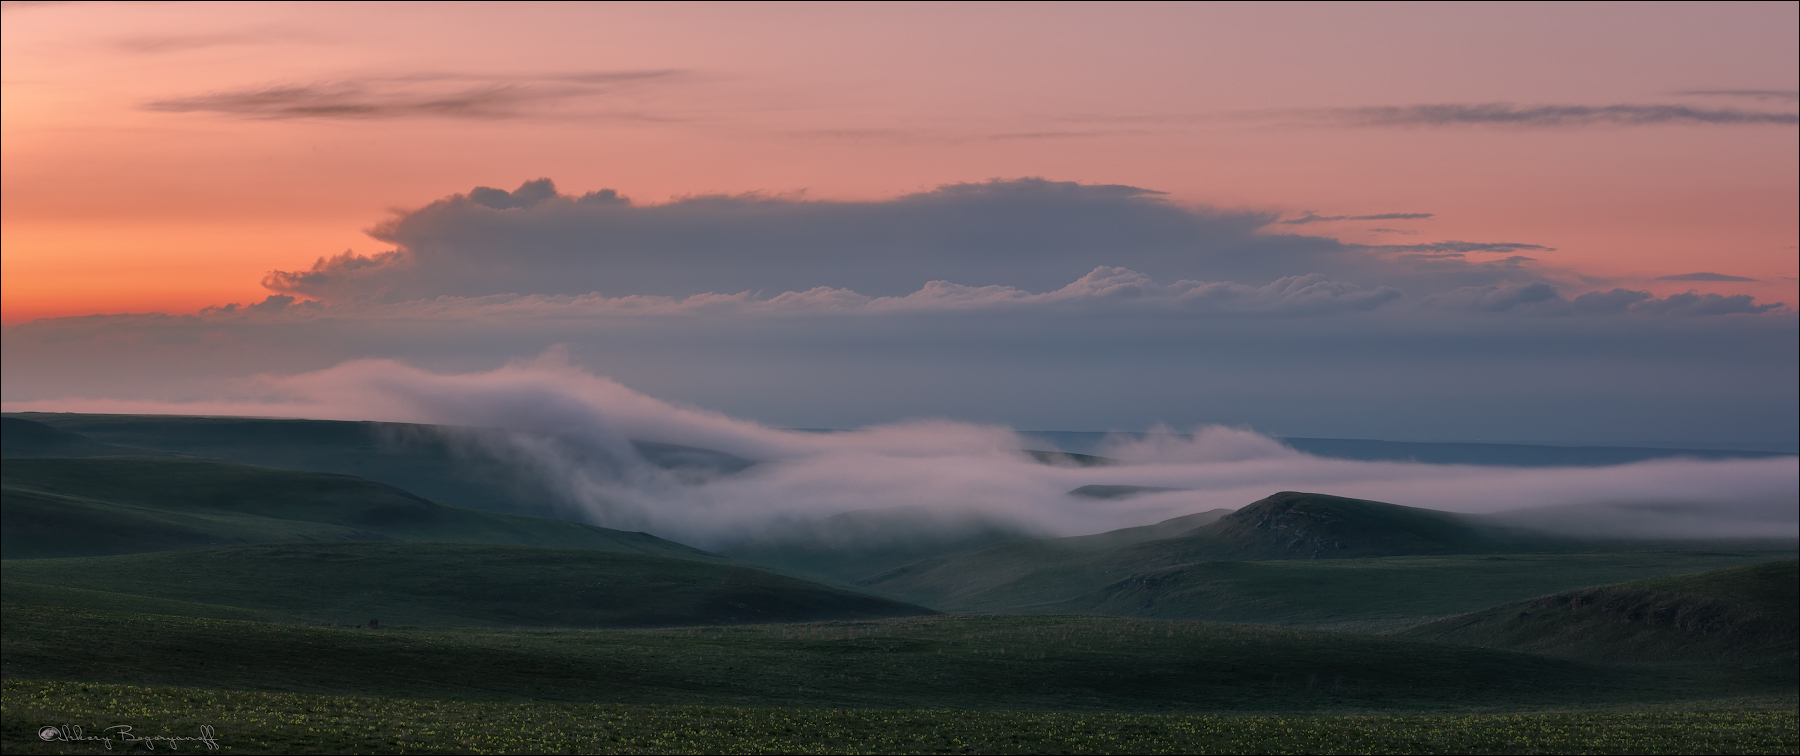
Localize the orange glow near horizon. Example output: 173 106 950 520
3 2 1796 323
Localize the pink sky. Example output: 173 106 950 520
3 1 1796 323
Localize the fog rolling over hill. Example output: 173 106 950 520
0 452 715 561
8 357 1798 548
839 492 1796 621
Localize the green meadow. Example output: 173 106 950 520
3 414 1796 753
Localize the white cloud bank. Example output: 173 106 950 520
11 357 1791 546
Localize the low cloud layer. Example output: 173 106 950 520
14 358 1790 546
147 71 683 120
1279 212 1434 225
258 178 1781 317
1656 272 1758 282
1318 103 1799 128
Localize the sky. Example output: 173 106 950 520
3 1 1797 449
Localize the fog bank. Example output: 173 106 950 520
6 356 1794 546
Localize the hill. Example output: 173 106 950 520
1 455 713 560
1019 430 1794 464
0 417 154 458
852 493 1791 615
1119 491 1556 565
1039 551 1798 631
4 413 753 518
1396 559 1799 664
3 542 933 628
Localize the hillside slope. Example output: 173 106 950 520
1396 559 1799 664
1041 551 1798 631
0 417 155 458
857 492 1575 611
4 542 934 628
1 456 713 560
5 413 752 518
1118 491 1557 566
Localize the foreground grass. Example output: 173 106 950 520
10 607 1728 713
5 680 1794 754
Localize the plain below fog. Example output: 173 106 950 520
9 357 1794 548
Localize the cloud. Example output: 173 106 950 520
1280 212 1434 225
115 28 322 54
1633 291 1784 316
146 71 684 120
1655 272 1758 282
1425 282 1561 313
5 357 1792 544
1674 90 1799 102
1365 241 1554 256
1429 284 1785 316
260 177 1569 305
1315 103 1798 128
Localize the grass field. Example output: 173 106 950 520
6 680 1795 755
7 606 1788 713
3 542 931 627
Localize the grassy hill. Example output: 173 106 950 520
1120 491 1556 565
3 542 933 628
4 607 1755 714
846 509 1232 610
855 493 1590 612
1038 552 1799 631
5 413 752 518
1397 559 1799 664
0 417 155 458
853 493 1792 616
1 455 714 560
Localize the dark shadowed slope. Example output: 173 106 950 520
5 413 753 519
1396 559 1799 664
720 505 1033 584
1 456 713 560
1040 551 1797 632
848 509 1234 611
0 417 156 458
1118 491 1559 565
852 493 1790 615
3 542 935 628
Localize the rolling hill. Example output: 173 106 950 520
3 542 934 628
4 413 753 519
1 455 714 560
1396 559 1799 664
0 417 156 458
1113 491 1556 565
1038 552 1799 631
850 493 1794 616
